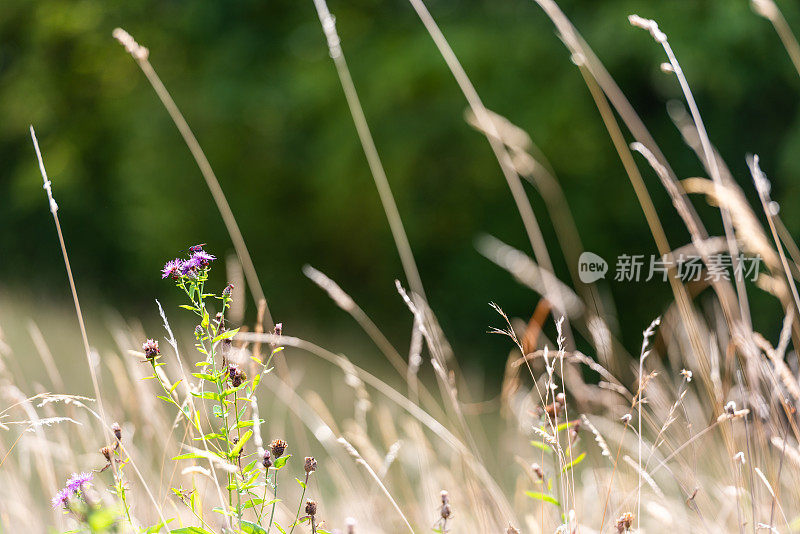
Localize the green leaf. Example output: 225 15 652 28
142 519 174 533
556 420 577 432
274 524 286 534
191 391 221 401
170 379 183 393
232 420 256 430
242 459 258 474
240 521 268 534
156 395 177 406
230 430 252 458
562 452 586 472
172 452 206 461
295 477 306 489
179 304 198 311
213 327 240 343
242 498 264 510
273 454 291 470
212 405 224 418
201 310 210 329
525 491 560 506
192 372 217 381
170 528 214 534
530 440 551 452
221 382 248 397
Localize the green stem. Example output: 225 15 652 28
267 471 278 534
288 473 309 534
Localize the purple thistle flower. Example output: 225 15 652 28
65 472 93 493
191 250 216 267
180 256 201 276
161 259 182 279
51 488 69 509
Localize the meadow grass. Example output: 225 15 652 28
3 1 800 532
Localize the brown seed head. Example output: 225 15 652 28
111 422 122 441
100 445 113 462
506 526 521 534
304 456 317 474
305 499 317 517
270 439 287 458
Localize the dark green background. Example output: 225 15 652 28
2 0 799 369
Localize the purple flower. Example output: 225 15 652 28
191 250 216 267
52 472 93 508
65 472 93 493
161 259 182 279
180 257 201 276
51 488 69 509
142 339 160 360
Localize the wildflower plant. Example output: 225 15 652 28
148 245 318 533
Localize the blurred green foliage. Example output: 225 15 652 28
2 0 800 368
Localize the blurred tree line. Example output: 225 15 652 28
2 0 799 370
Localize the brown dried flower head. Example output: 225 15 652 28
304 456 317 474
305 499 317 517
270 439 287 459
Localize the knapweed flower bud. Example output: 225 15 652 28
304 456 317 474
223 283 234 298
725 401 737 415
142 339 160 360
100 446 113 463
506 526 521 534
615 511 634 533
111 422 122 442
274 323 283 336
194 325 204 338
270 439 287 459
262 449 272 469
621 413 632 424
305 499 317 517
